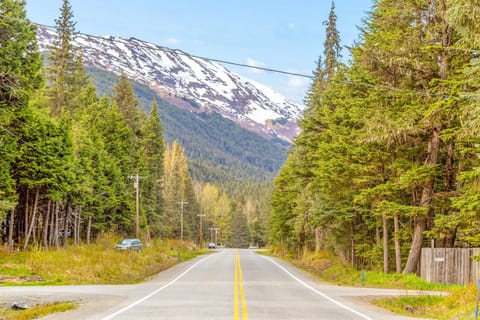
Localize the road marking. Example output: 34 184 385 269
234 252 239 320
101 255 211 320
263 256 374 320
234 250 248 320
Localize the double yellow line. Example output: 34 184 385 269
234 250 248 320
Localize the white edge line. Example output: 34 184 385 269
101 255 211 320
263 256 374 320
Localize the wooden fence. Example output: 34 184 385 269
420 248 480 285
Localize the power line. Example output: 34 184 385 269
28 20 476 100
29 20 316 79
1 13 479 101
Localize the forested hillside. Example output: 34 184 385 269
0 0 272 251
87 67 289 183
270 0 480 274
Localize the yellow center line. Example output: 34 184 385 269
234 250 248 320
234 252 239 320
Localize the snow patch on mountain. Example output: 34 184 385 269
36 26 303 142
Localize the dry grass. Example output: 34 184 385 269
0 302 77 320
0 235 206 285
373 285 477 320
268 249 476 319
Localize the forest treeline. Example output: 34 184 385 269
88 67 289 183
270 0 480 274
0 0 269 250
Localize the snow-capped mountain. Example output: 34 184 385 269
36 26 303 142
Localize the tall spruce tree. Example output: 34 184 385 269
0 0 43 248
445 0 480 246
141 101 165 237
271 0 343 253
113 73 143 135
46 0 81 116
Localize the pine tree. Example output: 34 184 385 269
113 73 143 135
445 0 480 246
0 0 43 248
230 201 250 248
46 0 82 116
271 0 343 254
141 101 165 237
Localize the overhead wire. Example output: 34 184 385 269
0 11 478 160
0 12 473 99
28 20 477 100
1 13 479 105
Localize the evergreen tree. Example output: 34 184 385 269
46 0 83 116
271 0 343 253
229 201 250 248
445 0 480 246
140 101 165 237
0 0 43 247
113 73 144 135
270 0 477 275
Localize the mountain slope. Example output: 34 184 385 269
36 26 302 143
88 67 288 182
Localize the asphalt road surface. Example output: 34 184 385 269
0 249 435 319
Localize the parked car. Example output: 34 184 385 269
208 242 216 249
116 238 143 251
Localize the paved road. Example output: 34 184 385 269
0 249 433 319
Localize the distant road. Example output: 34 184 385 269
0 249 428 319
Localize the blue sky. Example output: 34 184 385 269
25 0 374 105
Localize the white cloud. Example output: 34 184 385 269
288 22 295 29
283 76 312 105
166 37 181 45
288 76 310 89
246 57 266 74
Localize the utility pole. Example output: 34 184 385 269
177 201 188 241
197 213 206 248
129 174 145 239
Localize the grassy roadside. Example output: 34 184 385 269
0 302 77 320
0 235 207 285
260 249 476 319
0 234 207 318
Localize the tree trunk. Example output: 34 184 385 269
54 202 59 249
73 208 81 245
314 227 321 252
49 201 55 246
394 215 401 273
62 201 71 246
437 143 457 247
375 221 381 247
8 210 14 252
383 214 389 273
42 200 51 248
24 189 30 243
86 216 92 244
24 188 40 250
73 209 78 246
403 126 441 274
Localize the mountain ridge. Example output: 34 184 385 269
36 26 302 143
